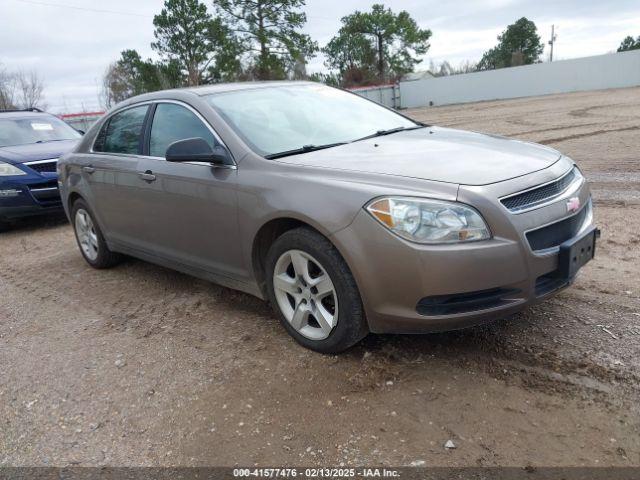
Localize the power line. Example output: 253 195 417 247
10 0 153 18
10 0 336 22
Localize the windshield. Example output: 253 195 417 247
206 84 418 157
0 115 81 148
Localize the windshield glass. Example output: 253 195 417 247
206 84 417 157
0 115 81 148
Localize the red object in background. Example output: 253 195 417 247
59 111 105 119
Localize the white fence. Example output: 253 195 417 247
349 84 400 109
399 50 640 109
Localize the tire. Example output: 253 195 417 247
265 227 368 353
71 199 121 269
0 220 9 233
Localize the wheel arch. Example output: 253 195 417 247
253 215 370 352
251 216 343 299
66 192 109 244
67 191 83 212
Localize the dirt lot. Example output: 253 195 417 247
1 87 639 467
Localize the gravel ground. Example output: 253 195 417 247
1 87 639 467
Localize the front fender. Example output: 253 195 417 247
235 154 459 289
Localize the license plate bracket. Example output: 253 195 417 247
557 227 598 279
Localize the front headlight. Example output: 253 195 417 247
0 161 26 176
366 197 491 244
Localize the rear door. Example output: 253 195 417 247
134 101 243 279
87 104 150 247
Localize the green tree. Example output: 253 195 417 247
101 50 182 108
325 4 431 84
478 17 543 70
152 0 241 85
617 35 640 52
214 0 317 80
308 71 341 87
323 32 378 86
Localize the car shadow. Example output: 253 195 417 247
1 213 68 235
116 254 534 360
342 310 544 376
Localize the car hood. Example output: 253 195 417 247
0 140 78 165
275 126 562 186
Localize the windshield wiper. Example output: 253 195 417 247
264 142 348 160
263 124 428 159
352 124 427 143
35 139 70 144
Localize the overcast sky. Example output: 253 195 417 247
1 0 639 113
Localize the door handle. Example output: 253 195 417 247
82 166 95 174
139 170 156 182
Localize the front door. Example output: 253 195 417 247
133 102 244 280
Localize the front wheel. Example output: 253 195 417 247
265 227 368 353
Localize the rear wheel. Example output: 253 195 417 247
71 199 121 269
265 227 368 353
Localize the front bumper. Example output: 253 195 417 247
0 174 62 221
331 159 595 334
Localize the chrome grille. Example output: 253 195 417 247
501 168 578 213
27 180 60 204
24 159 58 173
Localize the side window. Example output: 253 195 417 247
93 119 108 151
94 105 148 154
149 103 218 158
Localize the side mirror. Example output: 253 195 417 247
165 137 232 165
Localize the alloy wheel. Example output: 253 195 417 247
273 249 338 340
75 208 99 261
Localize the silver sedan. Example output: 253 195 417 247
58 82 598 353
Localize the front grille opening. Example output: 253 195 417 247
26 160 57 173
501 168 577 212
535 272 569 297
416 287 522 316
27 180 60 205
27 179 58 189
526 205 588 251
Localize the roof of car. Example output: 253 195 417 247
186 80 315 96
114 81 318 109
0 110 54 119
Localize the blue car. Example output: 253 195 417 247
0 109 82 230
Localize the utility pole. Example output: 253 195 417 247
549 24 558 62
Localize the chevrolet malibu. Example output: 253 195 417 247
58 82 598 353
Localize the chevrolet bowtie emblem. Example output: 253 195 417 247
566 197 581 213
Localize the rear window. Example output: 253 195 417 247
94 105 148 154
0 115 81 148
